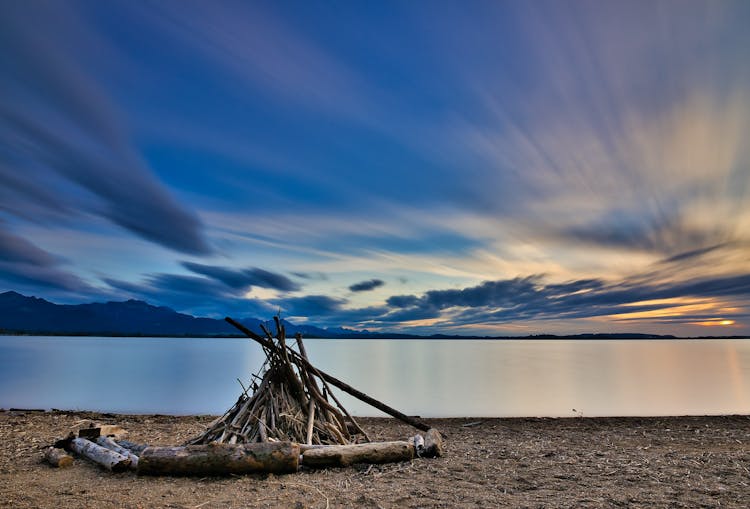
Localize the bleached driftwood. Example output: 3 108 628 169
69 438 131 472
301 440 415 468
411 434 425 457
137 442 300 476
424 428 444 458
116 440 149 455
190 319 359 446
96 436 139 469
43 447 73 468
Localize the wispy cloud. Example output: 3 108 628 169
0 223 94 294
0 2 210 255
348 279 385 293
128 0 376 122
103 274 272 318
181 262 300 292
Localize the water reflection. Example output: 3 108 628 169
1 337 749 417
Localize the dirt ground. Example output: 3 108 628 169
1 410 749 508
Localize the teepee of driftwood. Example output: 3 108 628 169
189 317 377 446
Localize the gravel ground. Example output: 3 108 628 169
1 410 749 508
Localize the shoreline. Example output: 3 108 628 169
2 410 749 508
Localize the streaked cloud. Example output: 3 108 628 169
0 2 210 255
181 262 300 292
349 279 385 293
0 223 94 295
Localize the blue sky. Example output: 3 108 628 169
1 0 749 335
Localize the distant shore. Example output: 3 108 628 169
2 409 749 508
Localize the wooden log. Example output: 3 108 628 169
411 434 425 457
43 447 73 468
301 441 415 468
226 317 430 431
137 442 300 476
298 443 328 452
423 428 443 458
96 436 139 469
116 440 149 455
69 438 131 472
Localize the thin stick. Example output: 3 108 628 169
237 377 250 396
305 399 316 445
258 406 268 442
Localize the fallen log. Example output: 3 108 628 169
301 441 415 468
226 317 430 432
69 438 131 472
115 440 149 455
137 442 300 476
411 434 425 457
43 447 73 468
96 436 139 469
424 428 443 458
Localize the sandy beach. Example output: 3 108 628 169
1 410 749 508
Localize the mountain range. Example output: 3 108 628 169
0 291 700 339
0 291 334 337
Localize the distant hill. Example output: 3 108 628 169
0 291 237 336
0 290 360 338
0 290 697 339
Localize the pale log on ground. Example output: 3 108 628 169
69 438 131 472
301 441 415 468
43 447 73 468
137 442 300 476
412 434 425 457
116 440 149 455
96 436 139 469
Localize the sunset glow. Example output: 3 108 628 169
693 319 737 327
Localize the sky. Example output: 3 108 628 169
1 0 749 336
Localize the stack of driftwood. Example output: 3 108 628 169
44 423 139 472
44 316 442 476
189 316 369 446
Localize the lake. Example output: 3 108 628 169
1 336 749 417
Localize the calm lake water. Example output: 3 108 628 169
1 336 750 417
